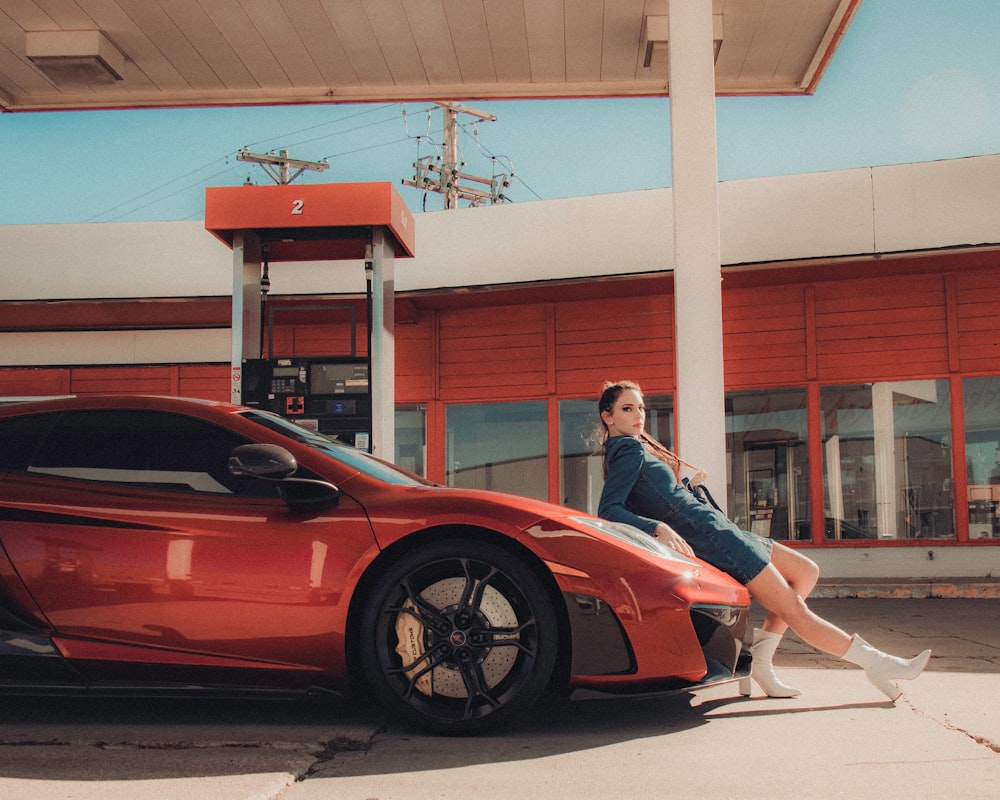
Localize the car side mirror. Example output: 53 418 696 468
228 444 341 512
278 477 342 512
229 444 299 479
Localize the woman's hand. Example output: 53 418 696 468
690 469 709 487
655 523 695 558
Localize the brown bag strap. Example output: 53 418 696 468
638 432 699 476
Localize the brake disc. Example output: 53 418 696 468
395 576 518 699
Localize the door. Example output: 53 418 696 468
0 408 376 675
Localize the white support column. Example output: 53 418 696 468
230 230 261 404
370 227 396 460
872 382 897 538
667 0 727 507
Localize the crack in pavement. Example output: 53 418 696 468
298 727 382 781
0 730 379 780
907 698 1000 756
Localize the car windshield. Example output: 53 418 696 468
240 410 429 487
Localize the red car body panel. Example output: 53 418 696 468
2 472 375 677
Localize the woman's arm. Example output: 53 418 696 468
598 437 660 536
598 437 696 558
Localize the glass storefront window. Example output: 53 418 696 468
725 389 809 541
558 394 673 516
821 381 954 540
963 377 1000 540
558 399 600 513
395 404 426 477
446 401 547 500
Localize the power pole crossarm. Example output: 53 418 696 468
238 148 329 184
402 103 509 209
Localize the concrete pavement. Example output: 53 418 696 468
1 597 998 800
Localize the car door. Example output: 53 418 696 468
0 407 377 677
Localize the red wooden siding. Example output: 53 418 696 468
5 260 1000 407
0 365 228 401
723 271 958 388
437 305 549 401
0 368 70 397
430 292 675 402
396 316 435 402
955 269 1000 373
0 299 230 332
724 284 808 388
266 302 366 358
555 294 674 397
177 365 231 401
268 322 362 358
67 366 179 395
813 275 949 382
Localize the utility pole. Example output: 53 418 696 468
442 104 462 210
237 148 329 184
402 102 511 209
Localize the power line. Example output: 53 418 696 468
99 163 245 222
244 103 400 150
84 102 533 222
84 153 239 222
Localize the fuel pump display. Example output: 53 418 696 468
241 356 371 448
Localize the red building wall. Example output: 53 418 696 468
5 257 999 402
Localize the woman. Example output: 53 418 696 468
596 380 931 701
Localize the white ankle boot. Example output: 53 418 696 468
843 634 932 701
739 628 802 698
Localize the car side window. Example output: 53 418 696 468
22 409 282 497
0 412 59 472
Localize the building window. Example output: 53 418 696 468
558 394 673 516
446 401 547 499
725 389 810 541
821 381 954 540
395 404 426 477
963 376 1000 540
559 399 601 513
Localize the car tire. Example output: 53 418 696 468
359 537 559 735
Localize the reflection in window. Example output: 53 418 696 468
964 377 1000 539
725 389 809 541
446 401 547 500
558 394 673 516
395 404 426 477
821 381 954 540
559 399 602 514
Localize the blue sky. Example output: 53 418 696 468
2 0 999 224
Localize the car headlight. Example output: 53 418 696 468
569 516 699 565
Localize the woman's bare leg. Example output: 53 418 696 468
746 561 851 657
758 542 820 636
745 545 931 699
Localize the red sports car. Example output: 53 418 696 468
0 395 750 734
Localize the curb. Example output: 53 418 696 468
813 578 1000 599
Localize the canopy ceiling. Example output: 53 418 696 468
0 0 859 112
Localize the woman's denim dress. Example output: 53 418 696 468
598 435 771 585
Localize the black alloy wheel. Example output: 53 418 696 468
359 538 559 735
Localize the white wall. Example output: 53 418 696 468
872 156 1000 252
3 221 231 301
0 329 230 365
4 154 1000 303
811 545 1000 585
